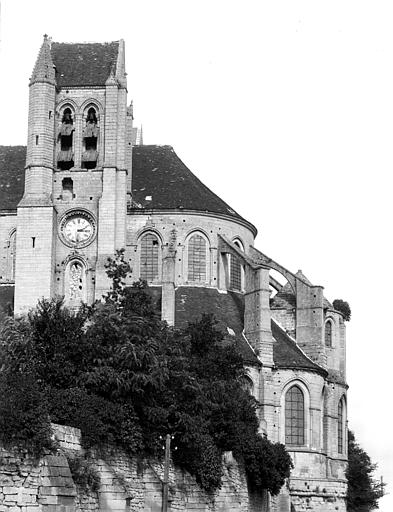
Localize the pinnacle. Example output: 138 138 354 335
30 35 56 85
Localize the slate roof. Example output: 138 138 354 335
174 286 260 366
0 145 255 230
272 320 326 375
0 277 326 375
132 146 255 230
0 147 25 210
51 42 119 87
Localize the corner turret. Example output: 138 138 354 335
15 35 57 314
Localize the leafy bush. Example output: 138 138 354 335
0 252 293 495
236 434 292 495
48 387 143 455
347 430 384 511
333 299 351 321
0 372 53 457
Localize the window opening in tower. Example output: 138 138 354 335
57 108 75 170
82 107 99 169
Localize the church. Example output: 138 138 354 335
0 36 348 511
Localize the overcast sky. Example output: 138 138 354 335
1 0 392 509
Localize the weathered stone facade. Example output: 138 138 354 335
0 36 349 511
0 425 269 512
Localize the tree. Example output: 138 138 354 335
0 252 293 494
347 430 384 511
333 299 351 321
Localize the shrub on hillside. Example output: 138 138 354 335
0 372 53 457
0 251 293 494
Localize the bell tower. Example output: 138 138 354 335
13 36 132 313
14 35 56 314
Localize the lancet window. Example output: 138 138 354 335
338 398 344 454
57 108 74 170
325 319 332 347
187 233 207 282
230 240 243 291
285 385 305 446
82 107 99 169
140 233 159 282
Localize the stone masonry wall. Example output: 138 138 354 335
0 425 269 512
0 445 76 512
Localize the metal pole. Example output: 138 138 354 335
162 433 171 512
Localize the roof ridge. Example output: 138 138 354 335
52 40 120 45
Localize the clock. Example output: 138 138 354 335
59 210 96 248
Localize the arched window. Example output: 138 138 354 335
6 230 16 281
285 385 305 446
82 106 99 169
187 233 207 282
57 107 74 170
140 233 159 282
230 240 243 291
321 388 328 452
325 319 332 347
240 375 254 395
338 398 344 454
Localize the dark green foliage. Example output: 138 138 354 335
0 372 53 457
236 435 292 495
333 299 351 321
67 454 101 492
104 248 132 306
48 387 143 455
347 430 384 511
4 298 91 389
0 252 293 495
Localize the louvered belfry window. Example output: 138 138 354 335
285 385 305 446
188 234 207 282
338 399 343 454
140 233 159 282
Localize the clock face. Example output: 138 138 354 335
60 210 96 248
64 217 93 244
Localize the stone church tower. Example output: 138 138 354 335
0 36 349 512
14 36 131 313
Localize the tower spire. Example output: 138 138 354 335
30 34 55 85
